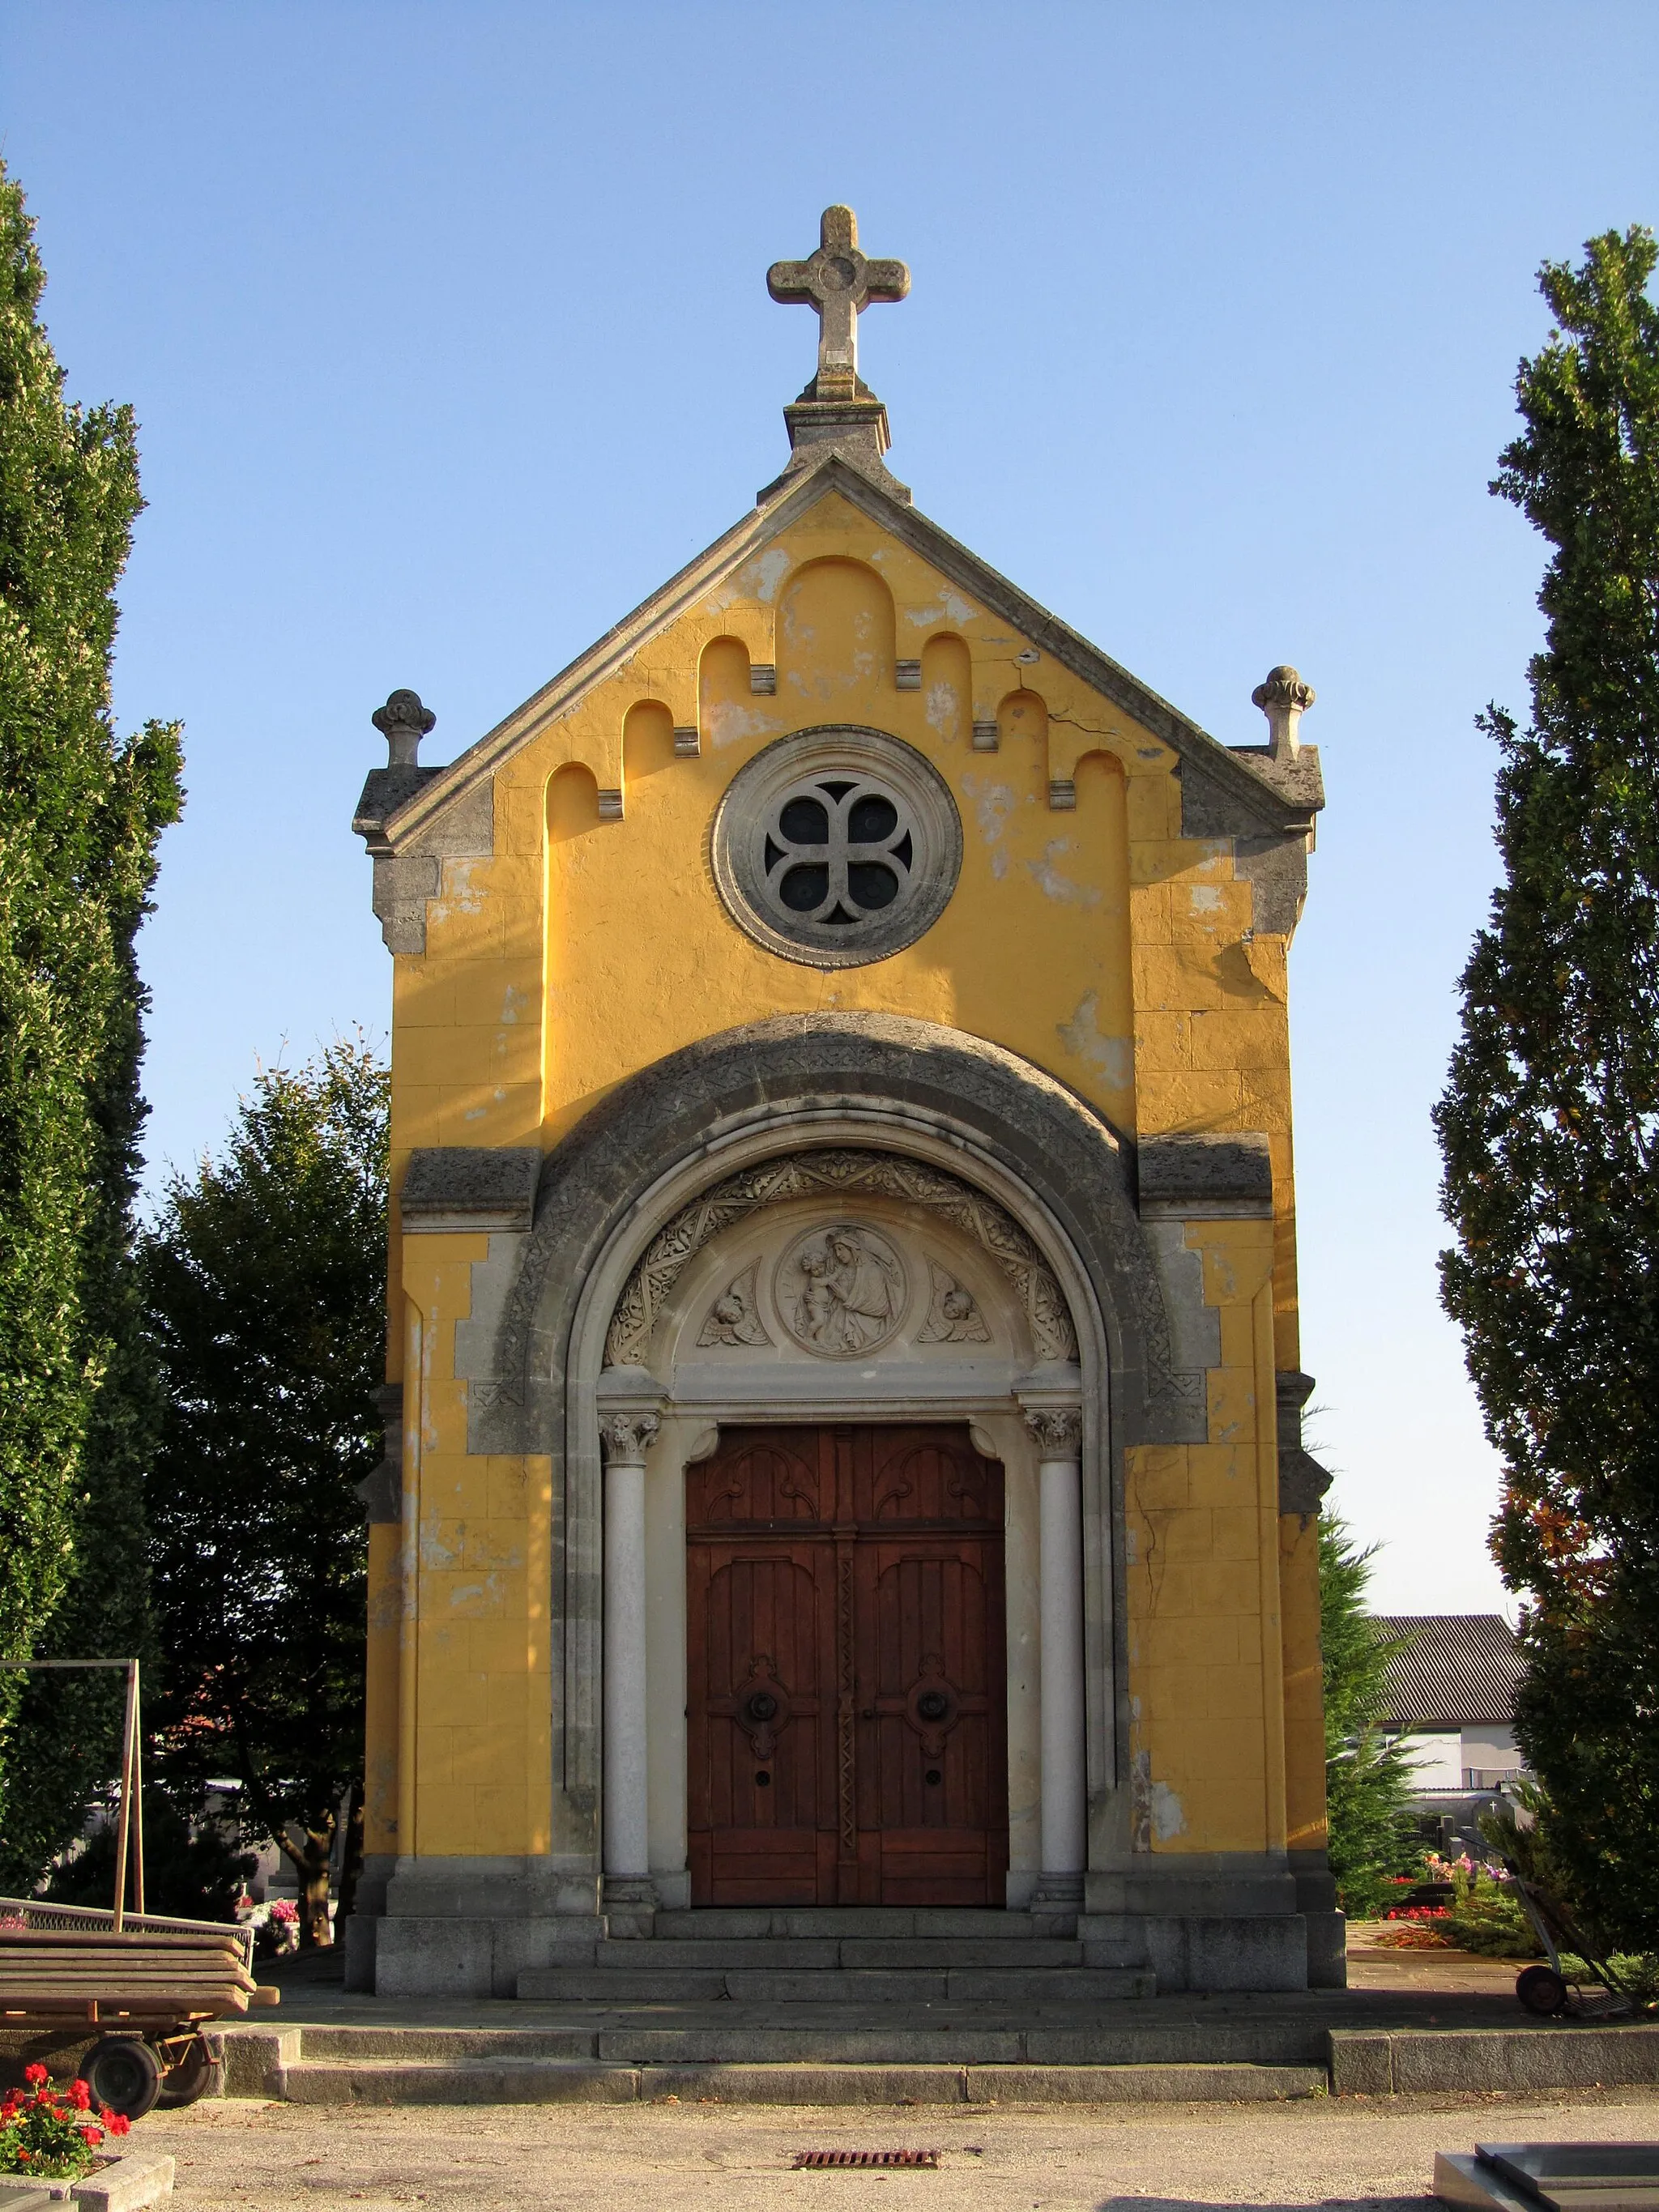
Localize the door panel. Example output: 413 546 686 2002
686 1423 1007 1908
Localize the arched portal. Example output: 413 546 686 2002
455 1012 1208 1924
591 1146 1087 1911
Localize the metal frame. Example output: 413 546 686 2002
0 1658 144 1926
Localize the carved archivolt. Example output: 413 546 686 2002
603 1147 1077 1368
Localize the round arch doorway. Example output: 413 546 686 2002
593 1143 1091 1917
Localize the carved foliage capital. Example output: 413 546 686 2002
1023 1406 1083 1458
598 1411 661 1466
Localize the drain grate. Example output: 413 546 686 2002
793 2150 941 2170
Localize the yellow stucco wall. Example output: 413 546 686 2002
366 483 1325 1873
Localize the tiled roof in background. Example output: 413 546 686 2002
1371 1613 1522 1727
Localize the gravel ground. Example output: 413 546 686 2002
133 2087 1659 2212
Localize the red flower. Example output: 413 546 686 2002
68 2080 91 2111
80 2125 104 2148
101 2108 130 2136
22 2064 46 2088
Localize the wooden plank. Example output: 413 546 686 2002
0 1979 251 1997
0 1990 249 2008
0 1929 244 1946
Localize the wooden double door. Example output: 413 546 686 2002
687 1424 1008 1907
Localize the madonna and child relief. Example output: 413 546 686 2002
692 1214 994 1363
786 1223 905 1356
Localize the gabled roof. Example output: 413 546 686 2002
1373 1615 1522 1729
368 448 1324 853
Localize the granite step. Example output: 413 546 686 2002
275 2055 1325 2106
649 1907 1060 1941
589 2019 1325 2067
581 1938 841 1971
516 1964 1154 2004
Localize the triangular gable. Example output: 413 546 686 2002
365 450 1322 856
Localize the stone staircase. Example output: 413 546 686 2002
230 1907 1351 2103
514 1907 1154 2006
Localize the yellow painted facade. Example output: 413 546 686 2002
355 213 1333 1990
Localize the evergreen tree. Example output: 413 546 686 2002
1436 227 1659 1952
1320 1518 1418 1917
142 1042 386 1946
0 157 182 1870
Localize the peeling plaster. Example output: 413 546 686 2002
924 681 958 741
962 773 1021 883
1028 841 1102 909
437 859 487 914
1149 1778 1188 1841
1056 991 1132 1091
738 548 791 603
707 697 770 748
1188 884 1222 914
448 1574 507 1615
420 1523 460 1571
903 588 980 629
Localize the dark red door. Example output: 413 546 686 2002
686 1424 1007 1907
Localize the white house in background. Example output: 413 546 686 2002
1374 1615 1525 1843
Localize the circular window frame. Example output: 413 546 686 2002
710 726 963 969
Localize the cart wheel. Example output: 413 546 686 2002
156 2034 220 2109
81 2035 163 2120
1516 1963 1569 2016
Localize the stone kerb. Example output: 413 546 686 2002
0 2149 176 2210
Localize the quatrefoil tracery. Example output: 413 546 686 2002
761 774 916 931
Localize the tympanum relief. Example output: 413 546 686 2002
779 1222 906 1357
918 1261 992 1345
682 1208 1013 1370
696 1262 773 1349
606 1147 1077 1371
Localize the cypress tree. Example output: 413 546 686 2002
0 157 182 1876
1436 226 1659 1950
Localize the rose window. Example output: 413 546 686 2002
711 727 962 969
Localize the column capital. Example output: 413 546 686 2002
1022 1406 1082 1458
598 1410 660 1468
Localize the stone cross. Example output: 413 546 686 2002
768 206 910 400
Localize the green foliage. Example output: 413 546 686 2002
1435 227 1659 1955
1319 1517 1419 1916
42 1786 257 1924
142 1041 388 1944
0 157 182 1848
1444 1865 1542 1958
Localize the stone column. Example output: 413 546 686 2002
1025 1404 1086 1902
598 1410 660 1914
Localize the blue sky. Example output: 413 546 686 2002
5 2 1657 1613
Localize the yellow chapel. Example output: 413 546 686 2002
348 207 1337 2001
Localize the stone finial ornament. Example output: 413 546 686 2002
372 688 437 768
1251 667 1316 761
768 206 910 402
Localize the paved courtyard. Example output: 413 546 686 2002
138 2086 1659 2212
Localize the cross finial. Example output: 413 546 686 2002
768 206 910 402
